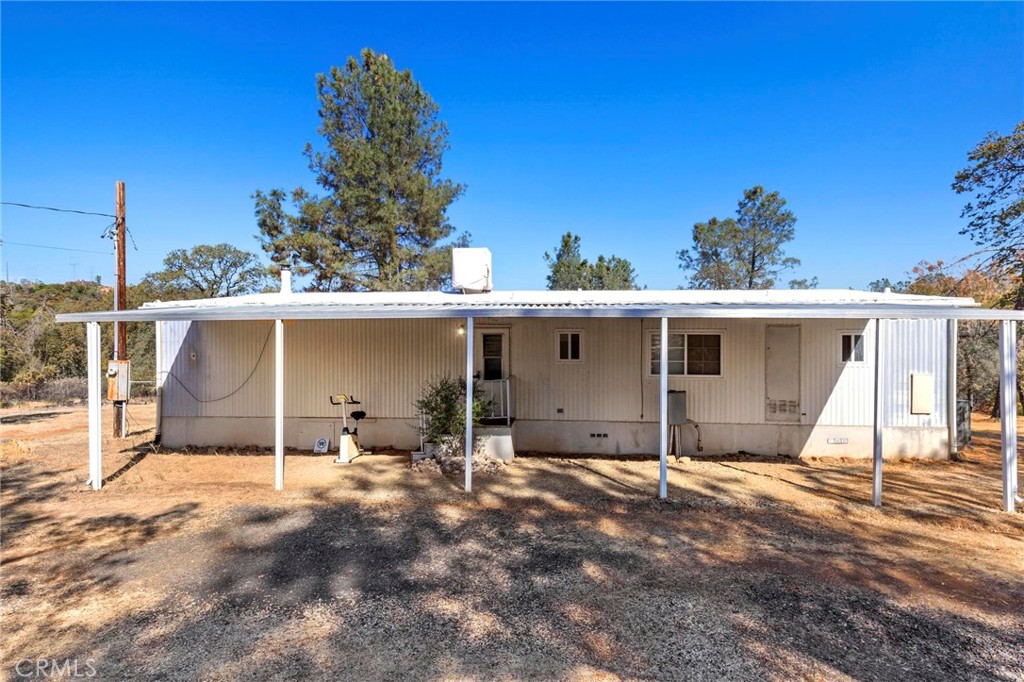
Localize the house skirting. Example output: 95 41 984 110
162 416 949 459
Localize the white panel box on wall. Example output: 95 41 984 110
911 373 935 415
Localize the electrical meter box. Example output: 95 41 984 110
668 390 687 425
107 360 131 401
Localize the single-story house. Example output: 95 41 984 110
57 249 1022 512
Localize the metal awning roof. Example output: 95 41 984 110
54 288 1024 322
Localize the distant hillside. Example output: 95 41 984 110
1 279 157 387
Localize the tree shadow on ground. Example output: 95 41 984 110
12 455 1021 681
1 460 72 544
1 410 70 426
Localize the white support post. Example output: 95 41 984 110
505 378 512 427
86 322 103 490
274 319 285 491
659 317 669 499
465 316 475 493
999 320 1018 513
873 318 885 507
947 319 958 459
154 320 164 440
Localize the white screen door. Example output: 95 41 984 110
765 325 801 423
474 329 510 422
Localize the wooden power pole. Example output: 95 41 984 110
113 181 128 438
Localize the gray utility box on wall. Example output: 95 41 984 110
668 390 687 425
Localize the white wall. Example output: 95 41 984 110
159 316 949 457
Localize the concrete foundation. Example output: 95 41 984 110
163 416 949 459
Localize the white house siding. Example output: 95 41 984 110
883 319 949 429
159 318 465 449
159 316 950 458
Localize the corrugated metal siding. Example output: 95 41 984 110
158 320 190 393
284 319 464 418
808 319 875 427
884 319 948 428
162 319 464 420
161 317 948 428
160 320 275 417
506 318 766 424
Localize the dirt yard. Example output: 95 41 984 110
2 403 1023 681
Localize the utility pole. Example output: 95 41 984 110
112 181 128 438
115 181 127 356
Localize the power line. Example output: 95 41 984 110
161 324 276 403
1 239 112 255
1 201 117 219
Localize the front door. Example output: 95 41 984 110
474 328 510 422
765 325 801 423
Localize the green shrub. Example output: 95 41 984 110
415 376 491 443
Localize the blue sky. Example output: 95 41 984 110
2 2 1021 290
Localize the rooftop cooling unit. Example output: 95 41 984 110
452 248 493 293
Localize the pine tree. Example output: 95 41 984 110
254 49 466 291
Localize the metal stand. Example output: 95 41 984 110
330 394 365 464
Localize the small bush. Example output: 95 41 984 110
2 377 89 405
37 378 90 404
415 376 491 443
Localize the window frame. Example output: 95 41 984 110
555 329 584 364
647 330 724 378
838 331 867 366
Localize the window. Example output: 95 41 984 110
649 332 722 376
557 330 583 362
482 333 504 380
840 332 865 364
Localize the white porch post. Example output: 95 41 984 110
274 319 284 491
947 319 958 459
465 316 475 493
87 321 103 490
999 320 1018 513
659 317 668 499
154 320 164 440
873 318 885 507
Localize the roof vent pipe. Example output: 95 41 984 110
280 268 292 294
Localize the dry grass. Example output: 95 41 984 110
1 404 1022 681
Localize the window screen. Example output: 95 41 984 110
650 333 686 375
686 334 722 376
651 332 722 376
482 333 504 380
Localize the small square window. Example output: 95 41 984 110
557 331 583 362
840 333 865 364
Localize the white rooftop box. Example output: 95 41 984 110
452 248 493 293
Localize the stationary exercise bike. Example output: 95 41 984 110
330 394 366 463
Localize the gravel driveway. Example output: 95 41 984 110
2 404 1023 681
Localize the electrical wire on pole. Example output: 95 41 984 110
112 182 129 438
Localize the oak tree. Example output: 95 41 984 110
141 243 268 299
